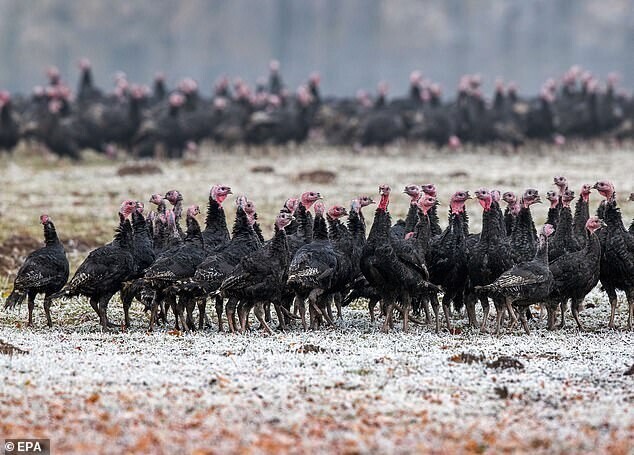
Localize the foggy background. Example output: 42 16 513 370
0 0 632 97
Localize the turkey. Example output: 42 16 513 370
144 205 205 331
466 188 514 332
4 215 69 327
202 184 233 252
218 211 295 334
0 91 20 152
594 180 634 329
120 201 156 328
427 191 471 331
52 200 136 330
548 189 582 262
476 224 554 335
546 217 605 330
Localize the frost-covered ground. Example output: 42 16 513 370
1 289 633 453
1 143 634 453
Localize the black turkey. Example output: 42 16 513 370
5 215 69 327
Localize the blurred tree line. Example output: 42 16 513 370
0 0 631 95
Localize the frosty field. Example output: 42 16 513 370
1 143 633 453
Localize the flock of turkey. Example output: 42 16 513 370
5 178 634 334
0 60 633 158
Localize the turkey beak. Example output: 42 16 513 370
592 182 599 190
534 196 542 204
316 193 323 200
368 199 376 205
600 220 607 227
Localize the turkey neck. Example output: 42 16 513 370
347 209 366 247
412 213 431 250
230 207 252 239
573 196 590 239
327 216 347 243
204 197 229 237
312 214 329 241
480 206 504 242
185 216 204 247
603 200 627 232
514 205 537 241
552 207 573 241
404 203 419 232
294 204 313 242
132 212 152 243
428 202 442 236
43 221 61 247
114 215 134 248
271 225 289 262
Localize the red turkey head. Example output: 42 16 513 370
475 188 492 211
562 189 575 207
404 232 415 240
377 81 389 96
313 201 325 217
40 214 50 225
309 72 320 86
580 184 592 202
546 190 558 209
629 192 634 202
327 205 348 219
491 190 501 203
213 97 227 110
135 201 145 213
297 86 313 106
417 195 437 215
187 205 201 218
377 184 391 212
553 175 568 193
350 198 361 213
448 135 461 149
421 183 437 197
284 198 299 214
169 93 184 107
275 211 294 230
78 58 91 70
211 185 233 205
450 190 470 214
149 193 163 206
119 200 137 218
542 224 555 238
502 191 517 206
269 60 280 72
585 216 606 234
403 184 422 203
244 200 256 216
46 66 60 84
409 70 422 85
593 180 614 200
165 190 182 205
521 188 541 208
300 191 322 210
